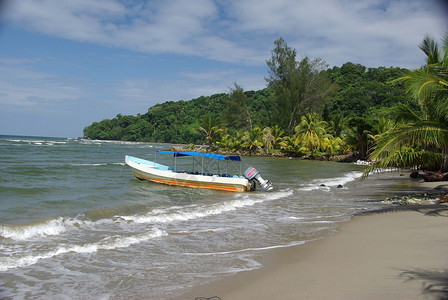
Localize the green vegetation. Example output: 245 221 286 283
83 90 274 144
265 38 334 132
365 34 448 175
294 113 328 156
84 37 431 164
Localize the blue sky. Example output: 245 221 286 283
0 0 446 138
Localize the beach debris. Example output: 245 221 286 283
382 193 441 205
354 159 371 166
409 171 423 179
410 171 448 182
423 172 446 182
439 193 448 203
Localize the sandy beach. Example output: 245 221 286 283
176 179 448 300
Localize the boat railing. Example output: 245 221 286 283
171 169 244 178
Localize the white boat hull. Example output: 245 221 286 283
125 155 250 192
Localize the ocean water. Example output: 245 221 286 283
0 135 400 299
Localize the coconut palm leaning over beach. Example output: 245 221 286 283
364 34 448 177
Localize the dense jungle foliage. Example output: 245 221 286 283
84 34 448 176
82 88 275 144
83 62 410 148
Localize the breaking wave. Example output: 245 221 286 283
0 216 113 241
299 171 363 191
0 228 166 271
119 190 293 224
1 190 293 241
0 218 68 240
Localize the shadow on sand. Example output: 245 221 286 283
394 205 448 300
393 205 448 217
359 205 448 218
400 268 448 300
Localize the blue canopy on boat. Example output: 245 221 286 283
157 151 242 161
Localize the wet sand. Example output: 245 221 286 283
176 178 448 300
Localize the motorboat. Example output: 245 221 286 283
125 151 272 192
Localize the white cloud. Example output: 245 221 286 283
4 0 446 68
1 0 446 111
6 0 124 41
5 0 255 62
230 0 445 67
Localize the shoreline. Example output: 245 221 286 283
174 176 448 300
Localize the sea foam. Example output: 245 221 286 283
0 216 115 240
0 218 68 240
119 190 293 224
185 240 306 256
0 228 166 271
299 171 363 191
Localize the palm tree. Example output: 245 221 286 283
322 135 343 156
344 116 372 159
270 125 285 150
294 113 327 156
219 129 246 153
231 129 245 152
373 117 394 137
262 127 275 154
328 114 346 138
401 35 448 121
279 136 306 154
217 133 232 151
365 34 448 175
243 126 264 154
197 114 225 150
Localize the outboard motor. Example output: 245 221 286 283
243 167 273 191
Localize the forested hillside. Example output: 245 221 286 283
83 89 274 143
83 34 448 177
326 63 411 118
83 62 409 144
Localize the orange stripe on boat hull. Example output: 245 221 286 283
132 170 248 192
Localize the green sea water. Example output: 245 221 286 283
0 135 402 299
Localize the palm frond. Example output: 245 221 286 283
370 122 448 158
365 34 448 177
388 102 421 124
442 32 448 66
396 67 448 121
419 35 440 64
363 149 448 179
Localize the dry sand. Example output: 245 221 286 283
176 179 448 300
